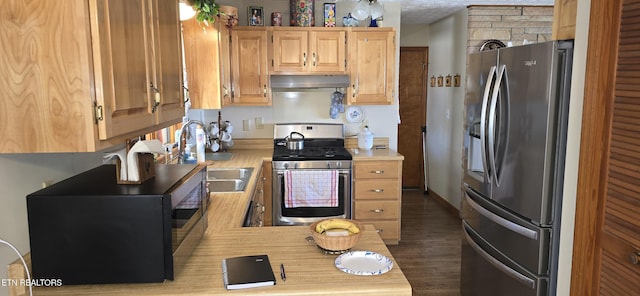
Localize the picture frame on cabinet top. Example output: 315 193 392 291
324 3 336 27
248 6 264 26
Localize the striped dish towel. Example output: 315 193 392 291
284 170 339 208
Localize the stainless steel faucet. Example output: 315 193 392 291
177 120 209 164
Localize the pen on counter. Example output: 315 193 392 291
280 263 286 282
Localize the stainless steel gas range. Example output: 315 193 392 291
272 123 352 226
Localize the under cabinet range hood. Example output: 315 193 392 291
270 75 350 90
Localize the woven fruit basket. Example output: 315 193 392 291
310 219 363 251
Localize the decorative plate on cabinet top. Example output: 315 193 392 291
346 106 365 123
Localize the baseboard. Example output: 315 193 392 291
427 189 460 218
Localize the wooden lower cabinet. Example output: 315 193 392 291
352 159 403 244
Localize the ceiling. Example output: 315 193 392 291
374 0 555 25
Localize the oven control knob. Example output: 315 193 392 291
336 161 342 168
294 162 299 169
283 163 289 169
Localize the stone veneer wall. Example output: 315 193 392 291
467 6 554 54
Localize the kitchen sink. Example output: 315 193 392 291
207 168 253 180
206 168 254 192
207 179 246 192
204 152 233 161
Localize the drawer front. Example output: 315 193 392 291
353 179 400 200
354 161 399 179
354 200 399 220
361 220 399 241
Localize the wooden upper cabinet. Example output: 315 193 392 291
227 27 271 106
348 28 396 105
92 0 183 139
552 0 577 40
149 0 184 126
182 17 223 109
91 0 156 139
270 28 347 74
0 0 183 153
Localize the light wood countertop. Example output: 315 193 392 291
350 148 405 161
12 147 410 295
32 225 411 295
204 149 272 234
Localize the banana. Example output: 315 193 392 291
315 219 360 234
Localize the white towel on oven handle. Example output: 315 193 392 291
284 170 339 208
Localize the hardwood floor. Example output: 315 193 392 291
387 189 462 296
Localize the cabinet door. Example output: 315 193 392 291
229 29 271 105
151 0 183 125
91 0 156 139
0 0 96 152
348 30 395 105
182 17 222 109
271 30 308 73
310 30 346 73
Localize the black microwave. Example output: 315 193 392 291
26 164 208 285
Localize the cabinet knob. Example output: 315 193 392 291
630 252 640 265
370 209 384 213
262 177 267 181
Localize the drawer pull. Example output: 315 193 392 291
371 189 384 193
375 229 384 233
371 170 385 174
370 209 384 213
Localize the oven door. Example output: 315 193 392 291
273 168 351 225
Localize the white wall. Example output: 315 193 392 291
425 10 468 209
0 153 103 296
400 24 430 47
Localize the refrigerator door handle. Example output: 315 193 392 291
480 66 497 182
487 64 506 186
463 223 536 289
466 192 539 240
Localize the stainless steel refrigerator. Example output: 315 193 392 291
461 40 573 296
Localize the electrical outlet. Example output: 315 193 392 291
255 117 264 129
243 119 250 131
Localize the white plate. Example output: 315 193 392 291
345 106 365 123
335 251 393 276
